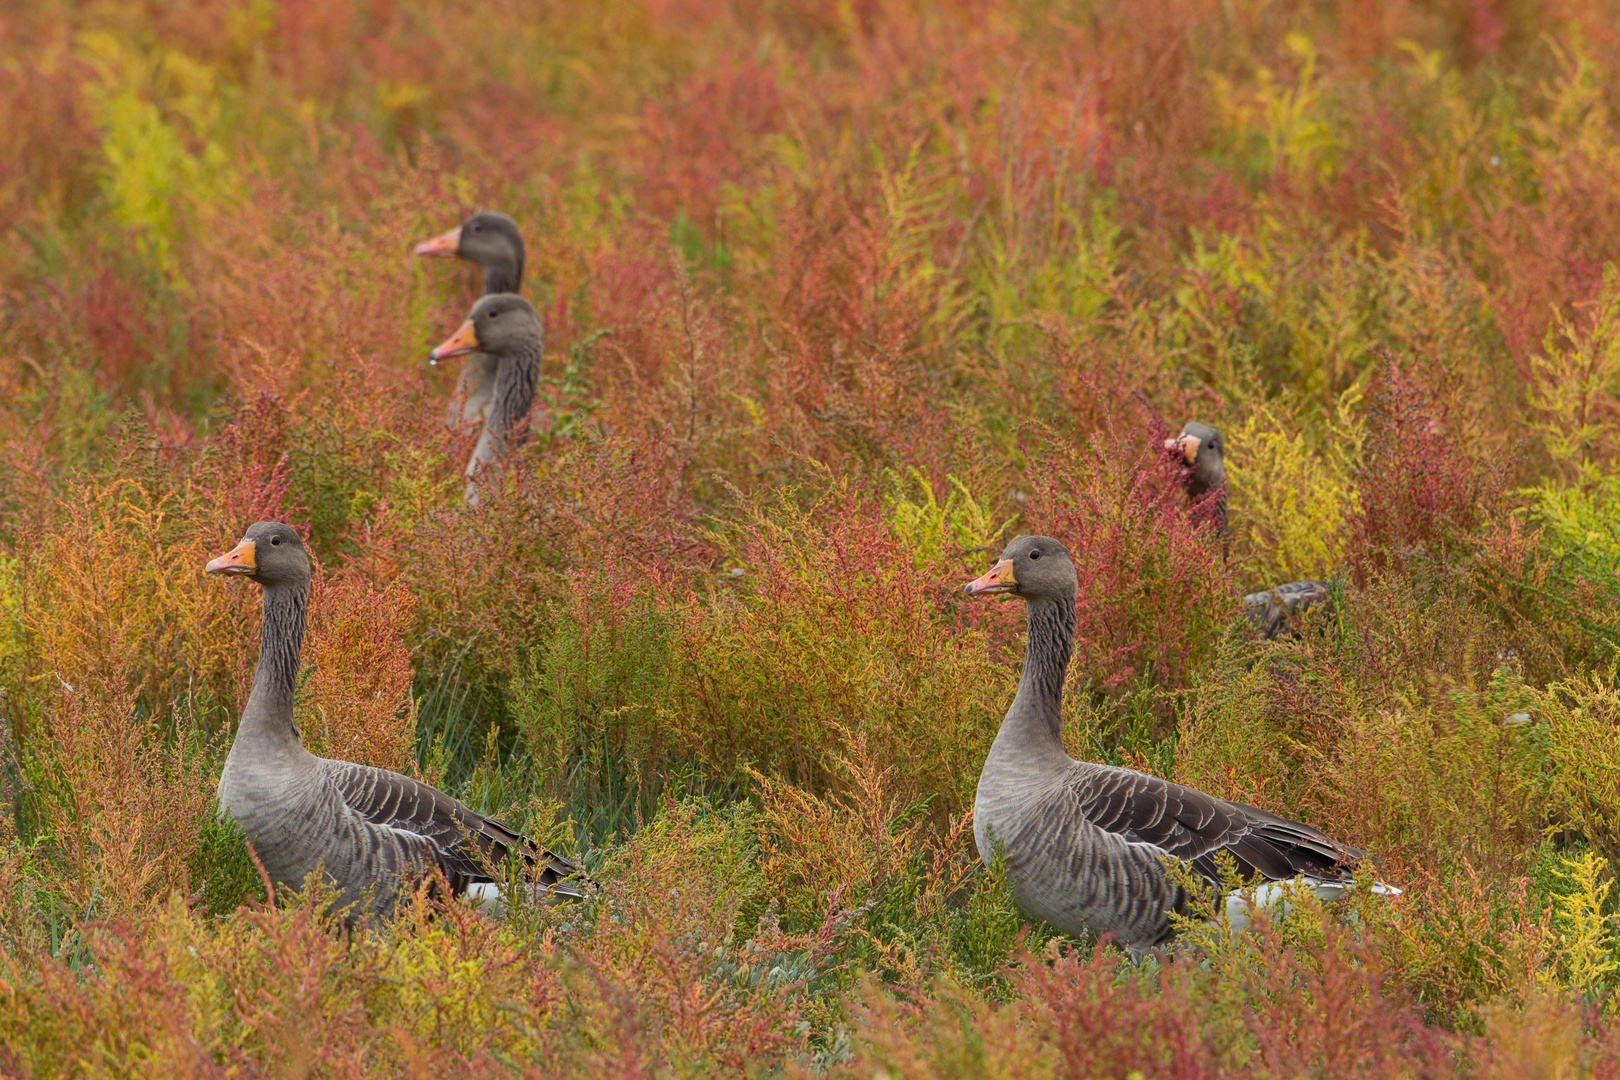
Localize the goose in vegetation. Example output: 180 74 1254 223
415 211 526 431
1165 421 1332 640
1166 421 1230 535
430 293 543 503
965 536 1388 960
207 521 582 918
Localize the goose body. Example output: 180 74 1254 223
430 294 543 504
1241 579 1332 640
1167 422 1333 639
966 536 1374 957
415 213 538 501
208 522 580 917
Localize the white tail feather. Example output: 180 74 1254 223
1222 877 1401 933
465 882 504 914
463 880 586 916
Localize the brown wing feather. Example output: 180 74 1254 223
331 762 583 896
1071 765 1358 886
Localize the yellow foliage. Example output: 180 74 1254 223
76 32 241 276
1540 671 1620 870
384 897 550 1057
1210 32 1340 183
884 467 1014 573
1525 468 1620 562
1542 852 1619 1004
749 727 925 925
1225 397 1362 586
1529 263 1620 477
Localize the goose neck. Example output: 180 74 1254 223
237 580 309 752
995 593 1076 764
501 337 543 369
481 262 523 297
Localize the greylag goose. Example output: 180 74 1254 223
415 211 526 431
1165 421 1332 640
965 536 1384 959
1165 421 1229 535
429 293 542 504
207 521 581 918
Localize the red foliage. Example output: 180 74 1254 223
1347 358 1503 583
1027 419 1237 699
1021 947 1226 1079
1021 918 1462 1080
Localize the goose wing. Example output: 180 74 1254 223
328 761 583 896
1068 764 1358 885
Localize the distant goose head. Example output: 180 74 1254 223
413 211 525 295
430 293 543 364
1164 421 1226 498
964 535 1077 603
205 521 310 588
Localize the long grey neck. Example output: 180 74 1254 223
1186 464 1230 538
992 593 1077 768
481 259 522 297
1187 460 1224 502
235 580 309 754
490 338 543 439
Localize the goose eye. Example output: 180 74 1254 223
1028 550 1041 560
270 535 281 546
490 310 500 318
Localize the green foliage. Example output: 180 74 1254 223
1519 475 1620 659
509 577 680 830
669 487 1010 813
187 809 264 918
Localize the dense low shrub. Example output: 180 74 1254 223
3 0 1620 1073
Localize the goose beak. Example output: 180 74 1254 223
206 539 256 576
413 226 462 258
430 319 480 361
964 559 1017 596
1166 434 1200 466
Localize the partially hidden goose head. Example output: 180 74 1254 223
205 521 309 588
430 293 543 366
964 535 1077 603
414 211 525 296
1164 421 1226 500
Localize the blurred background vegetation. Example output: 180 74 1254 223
3 0 1620 1073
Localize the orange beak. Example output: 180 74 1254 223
430 319 480 362
1165 434 1200 466
206 539 256 576
964 558 1017 597
413 225 462 258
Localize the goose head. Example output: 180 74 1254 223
413 211 525 290
1164 421 1225 494
430 293 543 362
205 521 310 588
964 535 1077 602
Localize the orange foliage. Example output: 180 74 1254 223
298 568 418 773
